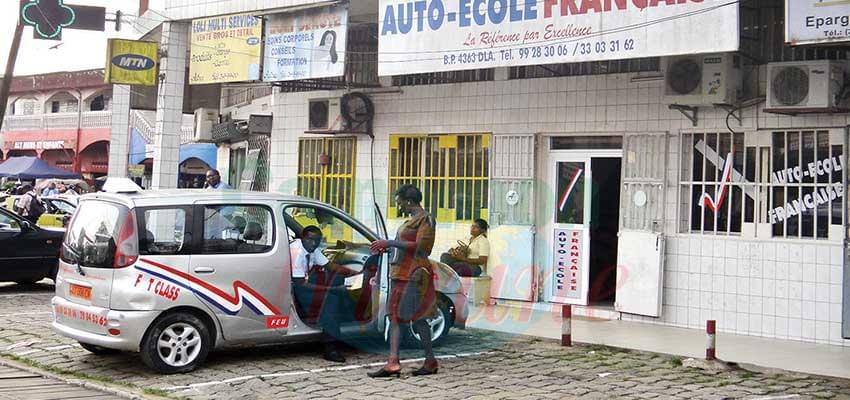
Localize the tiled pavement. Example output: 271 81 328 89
2 283 850 399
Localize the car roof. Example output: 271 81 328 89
79 190 333 209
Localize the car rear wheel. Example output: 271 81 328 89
140 313 210 374
79 342 119 355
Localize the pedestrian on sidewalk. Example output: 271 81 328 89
368 184 439 378
14 184 45 224
440 218 490 277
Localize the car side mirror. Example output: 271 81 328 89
20 220 34 232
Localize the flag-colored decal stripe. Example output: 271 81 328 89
138 258 281 316
701 152 734 213
559 168 584 212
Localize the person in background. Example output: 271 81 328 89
368 184 439 378
440 219 490 277
42 182 59 197
205 170 231 190
64 185 79 196
14 184 44 223
291 225 350 363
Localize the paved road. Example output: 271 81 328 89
0 364 122 400
2 283 850 399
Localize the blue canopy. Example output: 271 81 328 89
0 156 81 180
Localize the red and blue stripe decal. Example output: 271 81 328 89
136 258 281 316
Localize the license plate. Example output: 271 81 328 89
69 284 91 301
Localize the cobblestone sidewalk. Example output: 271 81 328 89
1 288 849 399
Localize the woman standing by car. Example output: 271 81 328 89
368 184 439 377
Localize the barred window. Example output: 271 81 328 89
389 134 490 222
680 130 844 240
297 137 357 214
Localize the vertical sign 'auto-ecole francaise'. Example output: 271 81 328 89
377 0 740 76
554 228 582 300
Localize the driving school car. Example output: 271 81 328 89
52 189 468 373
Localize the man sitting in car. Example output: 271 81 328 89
290 226 352 363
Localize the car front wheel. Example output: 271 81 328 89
384 296 454 348
140 312 210 374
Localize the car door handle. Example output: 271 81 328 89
193 267 216 274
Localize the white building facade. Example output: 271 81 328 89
137 0 850 346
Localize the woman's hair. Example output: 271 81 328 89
394 184 422 204
474 218 489 235
320 30 338 64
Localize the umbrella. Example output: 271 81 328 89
0 157 81 180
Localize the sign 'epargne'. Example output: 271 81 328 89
768 154 845 224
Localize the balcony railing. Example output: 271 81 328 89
2 111 112 131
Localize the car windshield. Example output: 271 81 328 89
63 201 126 268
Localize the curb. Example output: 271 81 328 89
0 355 165 400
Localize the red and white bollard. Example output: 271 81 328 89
706 320 716 361
561 304 572 347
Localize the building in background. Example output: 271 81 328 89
1 69 112 180
0 69 216 186
127 0 850 347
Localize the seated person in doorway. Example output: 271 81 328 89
440 219 490 277
290 225 351 363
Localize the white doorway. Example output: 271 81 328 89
545 150 622 306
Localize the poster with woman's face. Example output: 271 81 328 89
262 5 348 82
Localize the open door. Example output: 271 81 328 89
550 154 591 305
615 133 668 317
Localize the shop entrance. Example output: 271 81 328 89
589 158 621 305
548 150 622 306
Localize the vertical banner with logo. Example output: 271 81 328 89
263 5 348 82
105 39 159 86
190 13 263 85
786 1 850 45
553 228 582 300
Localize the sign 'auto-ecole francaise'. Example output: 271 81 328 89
378 0 740 76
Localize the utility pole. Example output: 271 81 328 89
0 23 24 132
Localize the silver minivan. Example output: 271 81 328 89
52 189 468 373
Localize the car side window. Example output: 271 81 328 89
200 205 274 254
283 206 369 246
140 208 188 256
0 212 21 233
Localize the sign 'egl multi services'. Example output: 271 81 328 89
190 13 263 84
378 0 740 76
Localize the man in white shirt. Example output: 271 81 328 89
290 225 347 362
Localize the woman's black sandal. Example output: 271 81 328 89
367 368 401 378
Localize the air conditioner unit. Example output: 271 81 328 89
307 98 342 131
664 53 742 106
765 60 849 113
193 107 219 142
